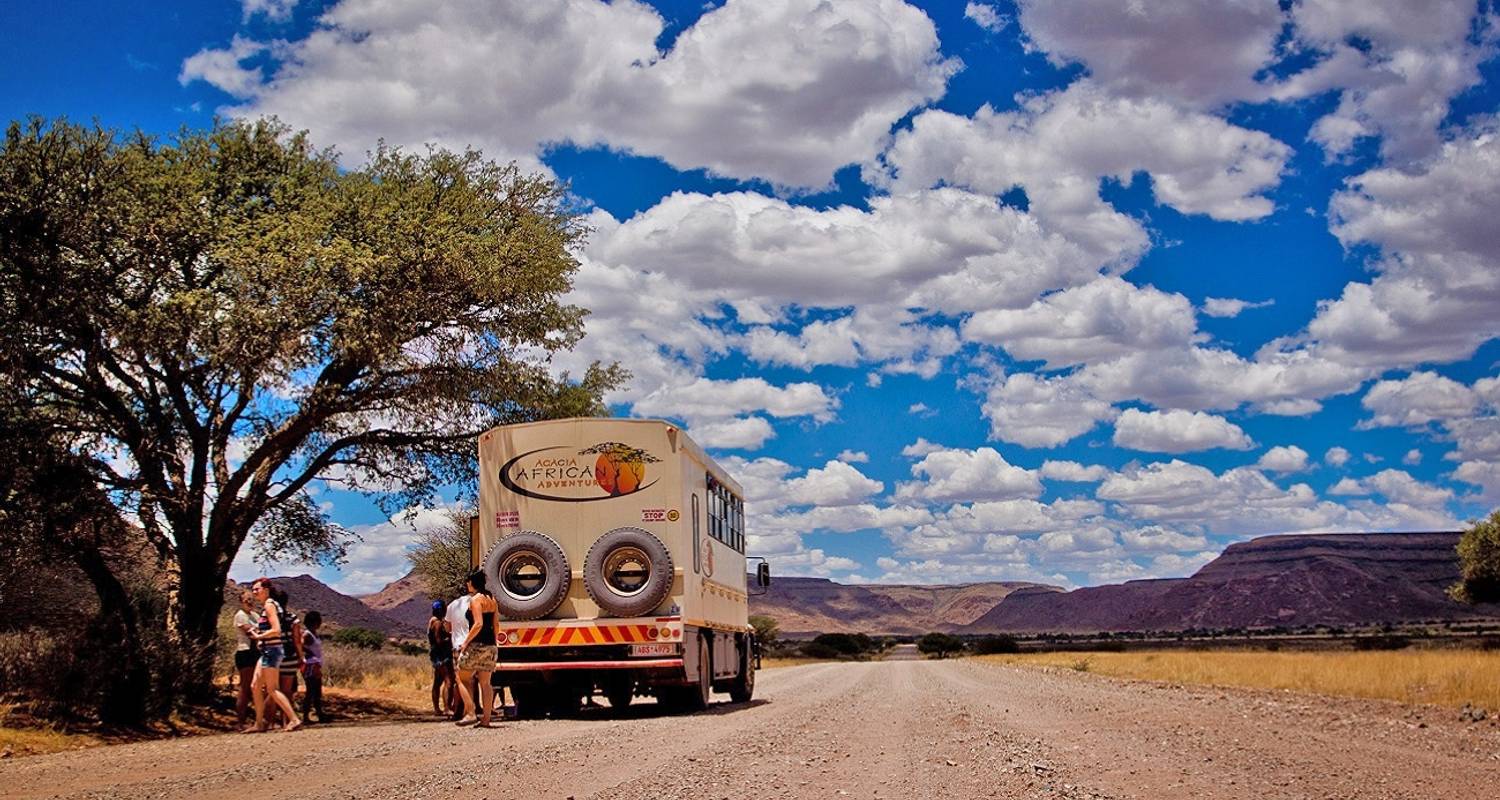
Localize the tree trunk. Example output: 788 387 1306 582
172 550 231 704
70 543 151 724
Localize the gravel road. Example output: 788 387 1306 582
4 659 1497 799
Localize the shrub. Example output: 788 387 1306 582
1451 511 1500 604
1352 635 1411 651
810 633 867 657
800 641 841 659
331 627 386 650
319 643 430 702
916 632 964 659
749 615 780 652
973 635 1021 655
0 590 205 724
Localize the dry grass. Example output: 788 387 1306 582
979 649 1500 709
761 656 833 669
0 703 101 757
322 645 815 707
319 644 433 711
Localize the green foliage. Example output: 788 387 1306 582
810 633 866 656
748 615 780 652
1450 511 1500 604
916 632 965 659
801 641 841 659
972 634 1021 655
407 507 476 601
331 626 386 650
0 116 624 673
799 632 883 660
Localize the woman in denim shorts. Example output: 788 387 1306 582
247 578 301 733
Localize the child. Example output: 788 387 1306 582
300 611 326 723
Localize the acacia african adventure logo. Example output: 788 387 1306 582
499 442 662 502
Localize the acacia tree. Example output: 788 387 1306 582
0 117 622 687
917 632 964 659
407 506 476 602
1450 511 1500 604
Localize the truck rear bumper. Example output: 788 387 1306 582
496 658 683 671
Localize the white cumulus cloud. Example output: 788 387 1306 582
184 0 957 189
1111 408 1254 454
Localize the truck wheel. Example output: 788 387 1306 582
729 637 755 703
583 527 674 618
604 678 634 710
483 531 570 620
511 686 545 720
546 689 582 718
687 636 712 711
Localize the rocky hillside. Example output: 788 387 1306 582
359 571 438 633
965 531 1499 634
748 577 1057 636
344 531 1496 637
250 574 421 637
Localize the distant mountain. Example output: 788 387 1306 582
964 531 1500 634
252 574 421 638
347 531 1498 638
748 577 1056 636
360 571 439 633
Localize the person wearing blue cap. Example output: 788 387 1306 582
427 600 455 717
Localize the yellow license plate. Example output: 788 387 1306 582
631 643 675 657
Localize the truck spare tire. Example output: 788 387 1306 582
584 527 674 618
483 531 571 620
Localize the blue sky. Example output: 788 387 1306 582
8 0 1500 594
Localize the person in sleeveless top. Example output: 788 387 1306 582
454 570 499 727
270 586 305 727
246 578 301 733
428 601 455 716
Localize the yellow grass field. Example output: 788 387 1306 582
979 649 1500 709
318 646 817 713
0 703 101 757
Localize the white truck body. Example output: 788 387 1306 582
473 417 762 714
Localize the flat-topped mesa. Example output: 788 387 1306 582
964 530 1492 635
1195 531 1465 585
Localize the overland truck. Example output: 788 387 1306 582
471 417 770 717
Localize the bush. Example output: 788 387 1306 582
1452 511 1500 604
1352 635 1411 651
749 615 780 652
0 586 206 723
916 632 964 659
810 633 867 657
972 635 1021 655
800 641 841 659
320 643 428 689
331 627 386 650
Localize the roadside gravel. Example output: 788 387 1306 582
3 659 1495 799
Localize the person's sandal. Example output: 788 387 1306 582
455 716 478 727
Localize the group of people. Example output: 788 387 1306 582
232 578 326 733
228 570 498 731
427 570 501 727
